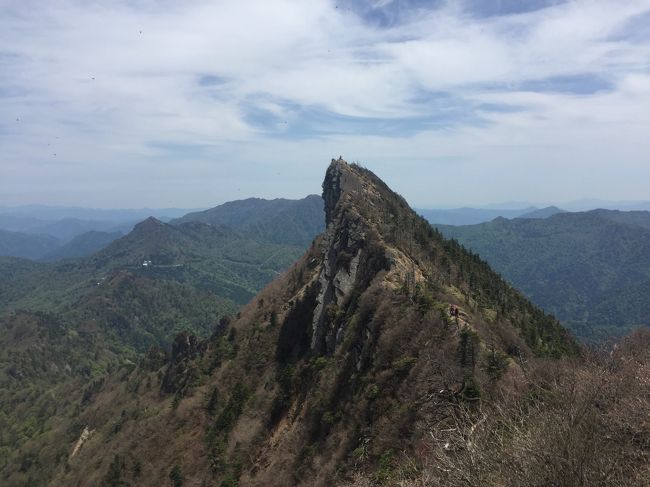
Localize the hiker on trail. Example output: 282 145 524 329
449 304 455 317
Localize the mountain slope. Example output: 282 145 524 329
435 210 650 339
42 230 123 261
417 206 536 225
24 218 123 243
23 159 577 487
0 269 238 486
90 217 304 303
0 217 305 314
0 204 332 485
517 206 566 219
0 229 60 259
593 208 650 230
0 215 135 243
172 195 325 246
0 205 203 245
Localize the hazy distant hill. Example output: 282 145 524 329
0 214 130 243
592 208 650 230
560 199 650 212
417 206 537 225
0 229 60 260
0 204 200 222
0 206 201 249
436 209 650 339
0 196 325 261
0 226 125 261
517 206 566 219
42 230 124 261
0 214 49 234
24 217 128 243
172 195 325 246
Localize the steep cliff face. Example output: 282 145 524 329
52 159 577 487
311 159 389 355
160 332 205 395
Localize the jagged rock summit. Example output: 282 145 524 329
311 159 383 354
56 158 577 487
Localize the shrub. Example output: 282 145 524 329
458 328 480 370
206 387 219 415
391 356 417 375
169 464 183 487
311 356 328 371
483 346 509 380
321 411 340 425
214 383 250 433
366 384 380 400
461 375 481 401
374 449 395 484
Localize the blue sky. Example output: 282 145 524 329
1 0 649 208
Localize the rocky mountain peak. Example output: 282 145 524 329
311 159 391 355
38 158 580 487
323 157 355 226
132 216 165 232
322 157 410 230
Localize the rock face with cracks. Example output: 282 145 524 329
311 159 379 355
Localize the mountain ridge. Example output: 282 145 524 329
435 209 650 339
516 206 566 219
34 158 578 486
172 194 325 246
0 228 60 260
41 230 124 261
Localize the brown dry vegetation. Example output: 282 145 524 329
343 328 650 487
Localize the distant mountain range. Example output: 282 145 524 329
416 205 565 225
42 230 125 261
0 204 201 222
455 199 650 212
0 229 60 260
0 194 326 347
559 199 650 212
4 195 650 343
417 199 650 225
435 209 650 340
516 206 566 219
0 205 200 261
0 196 324 261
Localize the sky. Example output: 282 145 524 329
1 0 649 209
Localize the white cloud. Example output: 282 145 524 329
0 0 649 207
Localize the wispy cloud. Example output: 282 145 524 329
1 0 649 207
